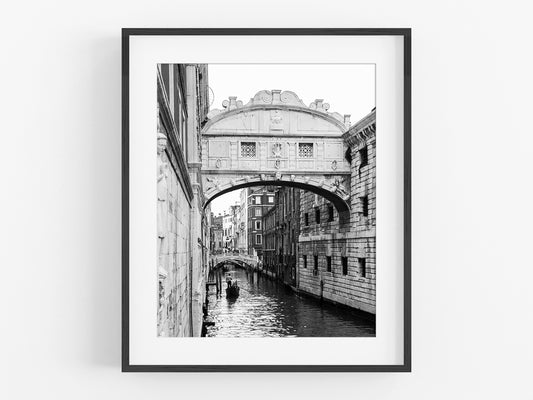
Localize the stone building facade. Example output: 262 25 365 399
210 213 223 254
221 204 241 252
236 189 248 253
262 186 300 286
156 63 210 337
298 109 376 314
244 187 275 258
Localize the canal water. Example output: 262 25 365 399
205 267 375 337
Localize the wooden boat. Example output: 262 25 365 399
225 282 240 299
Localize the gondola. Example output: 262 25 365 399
225 281 240 299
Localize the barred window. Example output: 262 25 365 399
241 142 256 158
298 143 314 158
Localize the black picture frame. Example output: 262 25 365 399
122 28 411 372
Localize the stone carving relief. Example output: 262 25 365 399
205 176 220 190
331 177 348 197
271 142 282 158
270 110 283 131
309 99 330 112
222 96 243 110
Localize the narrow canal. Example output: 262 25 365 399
205 267 375 337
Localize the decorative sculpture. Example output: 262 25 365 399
272 142 282 157
205 176 220 190
331 177 347 196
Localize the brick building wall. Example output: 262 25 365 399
262 187 300 286
245 187 275 258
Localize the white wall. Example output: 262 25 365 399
3 1 533 399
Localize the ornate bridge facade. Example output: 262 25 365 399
201 90 353 222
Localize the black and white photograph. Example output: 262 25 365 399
156 63 377 338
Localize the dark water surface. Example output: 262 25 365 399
205 268 375 337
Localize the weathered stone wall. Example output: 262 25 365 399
297 110 376 314
157 150 192 337
157 63 210 337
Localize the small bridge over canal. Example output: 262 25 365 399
210 253 260 270
207 253 260 294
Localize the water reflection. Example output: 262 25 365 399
206 268 375 337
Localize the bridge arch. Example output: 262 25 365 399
203 177 350 223
201 89 353 223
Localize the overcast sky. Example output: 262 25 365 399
207 63 375 216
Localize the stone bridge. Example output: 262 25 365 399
201 90 353 222
210 253 260 270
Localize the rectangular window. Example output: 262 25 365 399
255 208 262 217
256 196 261 205
255 220 261 230
315 207 321 224
268 196 274 203
298 143 314 158
313 256 318 276
361 196 369 217
304 213 309 226
256 234 262 244
359 146 368 168
328 205 334 222
241 142 256 158
326 256 332 272
342 257 348 275
358 258 367 277
303 255 307 269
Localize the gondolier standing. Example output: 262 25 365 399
226 273 232 288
